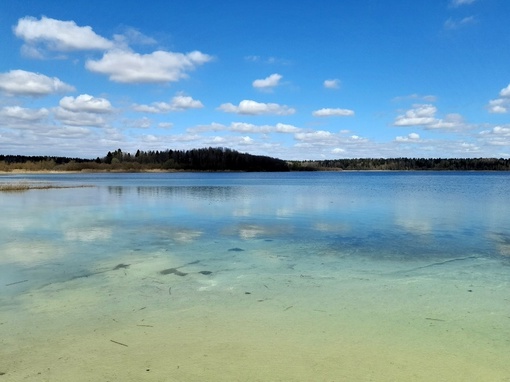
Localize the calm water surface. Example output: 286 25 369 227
1 172 509 381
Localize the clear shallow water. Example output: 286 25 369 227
1 172 509 381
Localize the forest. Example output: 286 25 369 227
0 147 289 172
291 157 510 171
2 147 510 172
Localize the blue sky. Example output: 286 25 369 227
1 0 509 159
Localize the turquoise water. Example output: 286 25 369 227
1 172 510 381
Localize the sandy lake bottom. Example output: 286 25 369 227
2 241 509 382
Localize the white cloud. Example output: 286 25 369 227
113 28 157 47
450 0 476 7
499 84 510 98
186 122 226 133
229 122 301 134
493 126 510 135
0 70 75 96
427 113 465 129
444 16 476 30
133 95 204 113
324 79 340 89
395 133 420 142
59 94 113 113
49 126 93 139
187 122 303 134
0 106 49 122
239 136 255 145
217 100 295 115
54 107 109 127
394 105 467 131
295 130 334 142
54 96 113 127
275 123 301 133
129 117 152 129
244 56 291 65
349 135 368 142
170 95 204 110
14 16 113 51
488 101 507 113
486 84 510 113
252 73 282 90
293 130 372 157
230 122 270 133
312 108 355 117
85 49 212 84
394 104 437 126
393 94 437 103
188 122 301 135
479 126 510 147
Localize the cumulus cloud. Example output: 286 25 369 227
274 123 301 133
488 99 509 114
312 108 355 117
323 79 340 89
230 122 271 133
479 126 510 146
252 73 282 90
500 84 510 98
492 126 510 135
133 95 203 113
217 100 295 115
293 130 370 155
54 107 109 127
14 16 114 52
54 94 113 127
59 94 113 113
188 122 301 134
239 136 255 145
0 106 49 122
480 126 510 137
85 49 212 84
395 133 421 142
487 84 510 114
295 130 334 142
394 105 467 130
0 69 75 96
427 113 465 129
230 122 301 134
394 104 437 126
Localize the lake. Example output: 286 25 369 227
1 172 509 381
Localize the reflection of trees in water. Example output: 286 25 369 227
107 185 243 201
108 186 124 196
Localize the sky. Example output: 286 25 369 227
1 0 510 160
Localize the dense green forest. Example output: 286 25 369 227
0 147 289 172
291 157 510 171
2 148 510 171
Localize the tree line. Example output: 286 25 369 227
0 147 289 172
2 149 510 172
291 157 510 171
